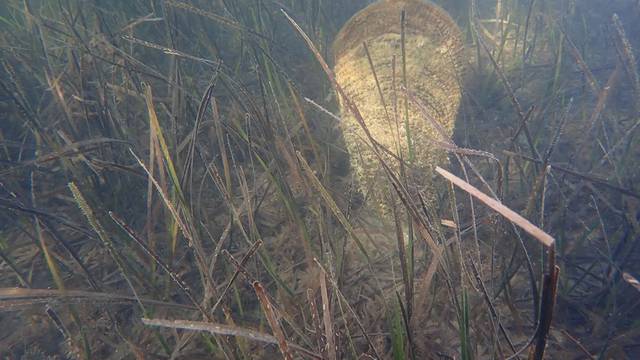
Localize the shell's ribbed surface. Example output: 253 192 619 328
333 0 464 214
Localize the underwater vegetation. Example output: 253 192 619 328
0 0 639 358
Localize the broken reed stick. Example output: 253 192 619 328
436 166 559 359
141 318 322 359
253 281 294 360
530 265 560 360
436 167 554 248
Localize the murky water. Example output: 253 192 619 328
1 0 639 358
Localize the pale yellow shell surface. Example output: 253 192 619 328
333 0 463 213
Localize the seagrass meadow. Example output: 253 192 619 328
1 0 640 359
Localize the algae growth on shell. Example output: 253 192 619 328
333 0 464 214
